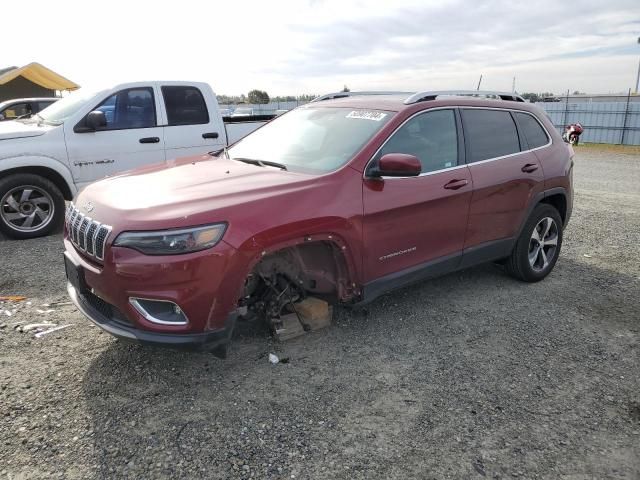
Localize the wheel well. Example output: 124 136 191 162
541 193 567 223
246 241 353 304
0 167 73 200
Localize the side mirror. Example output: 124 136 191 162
369 153 421 178
85 110 107 131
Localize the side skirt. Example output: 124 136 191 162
459 237 515 269
359 237 516 305
360 252 462 305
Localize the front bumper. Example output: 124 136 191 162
68 282 236 352
63 230 246 356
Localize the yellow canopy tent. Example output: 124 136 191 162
0 62 79 91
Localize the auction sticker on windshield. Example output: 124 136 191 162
346 110 387 121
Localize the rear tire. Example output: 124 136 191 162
0 174 65 239
505 204 563 282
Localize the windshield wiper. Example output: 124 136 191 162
232 157 287 171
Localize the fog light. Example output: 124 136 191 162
129 298 189 325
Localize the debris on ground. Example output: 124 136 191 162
274 297 333 342
47 301 73 307
34 324 73 338
21 322 56 332
0 297 77 338
268 353 280 364
292 297 332 331
274 313 306 341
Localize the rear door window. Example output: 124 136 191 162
375 109 458 173
514 112 549 149
161 86 209 126
462 109 520 162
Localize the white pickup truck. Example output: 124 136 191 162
0 81 272 239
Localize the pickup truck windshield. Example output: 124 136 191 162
227 107 393 173
38 89 102 125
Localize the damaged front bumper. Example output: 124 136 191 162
67 283 236 356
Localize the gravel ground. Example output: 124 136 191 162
1 146 639 479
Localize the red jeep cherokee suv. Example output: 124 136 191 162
63 90 573 357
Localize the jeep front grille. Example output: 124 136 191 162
66 204 112 260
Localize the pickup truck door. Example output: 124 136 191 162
159 85 225 158
65 86 165 185
362 109 472 291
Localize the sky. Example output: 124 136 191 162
4 0 639 96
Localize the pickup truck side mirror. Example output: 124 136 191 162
368 153 422 178
85 110 107 131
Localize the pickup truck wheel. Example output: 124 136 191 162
0 174 65 239
505 204 563 282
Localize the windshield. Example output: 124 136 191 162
227 107 393 173
38 89 103 125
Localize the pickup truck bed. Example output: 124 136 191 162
224 115 274 145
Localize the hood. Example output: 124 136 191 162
77 154 318 229
0 119 51 141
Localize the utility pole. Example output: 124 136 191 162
512 77 516 93
476 74 483 91
636 37 640 94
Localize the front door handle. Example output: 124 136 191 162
202 132 219 139
443 179 469 190
521 163 539 173
139 137 160 144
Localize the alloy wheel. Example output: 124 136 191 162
0 185 55 233
528 217 559 272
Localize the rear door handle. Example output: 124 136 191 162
202 132 219 139
443 179 469 190
139 137 160 144
521 163 539 173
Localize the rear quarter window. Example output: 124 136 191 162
514 112 549 149
462 109 520 162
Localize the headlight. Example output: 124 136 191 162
113 224 227 255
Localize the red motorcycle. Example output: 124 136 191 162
562 122 584 145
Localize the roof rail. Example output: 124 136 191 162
404 90 525 104
310 91 412 102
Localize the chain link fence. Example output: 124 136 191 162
218 100 310 116
536 92 640 145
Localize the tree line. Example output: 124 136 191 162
216 85 350 105
217 91 318 105
520 91 585 102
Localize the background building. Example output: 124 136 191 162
0 62 79 102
